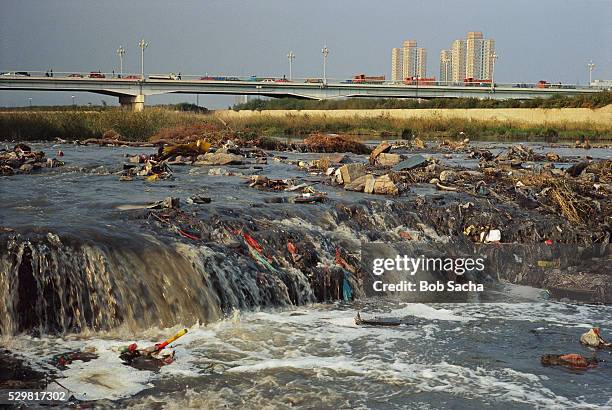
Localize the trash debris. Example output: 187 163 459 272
0 143 64 175
540 354 598 369
119 328 188 370
580 328 612 349
186 195 212 205
291 192 327 203
148 197 180 210
158 139 211 161
51 350 98 370
355 312 402 327
483 229 501 243
303 133 370 154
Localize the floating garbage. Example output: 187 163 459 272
355 312 402 327
580 328 612 349
540 354 598 369
118 328 188 370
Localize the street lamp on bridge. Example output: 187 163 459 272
116 45 126 77
587 60 595 86
321 45 329 85
490 52 498 90
138 38 148 79
287 51 295 81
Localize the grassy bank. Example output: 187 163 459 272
1 106 610 142
232 92 612 110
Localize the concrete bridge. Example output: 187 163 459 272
0 74 604 111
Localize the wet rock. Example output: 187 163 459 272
375 153 401 167
393 154 428 171
373 174 398 195
566 161 589 177
338 163 366 185
345 174 375 192
196 152 243 166
186 195 212 205
369 141 391 164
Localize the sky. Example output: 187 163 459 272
1 0 610 108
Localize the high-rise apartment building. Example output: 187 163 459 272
439 50 452 83
391 48 403 81
391 39 427 81
444 31 495 82
451 39 466 82
416 48 427 78
401 40 418 80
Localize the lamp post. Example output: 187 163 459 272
287 51 295 81
490 52 498 90
71 95 75 106
587 60 595 86
321 45 329 85
116 45 126 77
138 38 148 79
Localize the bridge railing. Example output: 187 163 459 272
1 70 606 90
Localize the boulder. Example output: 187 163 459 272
369 141 391 164
345 174 375 192
373 174 398 195
375 153 401 167
338 164 366 185
196 152 243 166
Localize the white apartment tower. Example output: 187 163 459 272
391 40 427 80
446 31 495 82
439 49 452 83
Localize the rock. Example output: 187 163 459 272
369 141 392 164
439 170 456 183
429 178 440 184
339 164 366 185
345 174 375 192
196 152 243 166
186 195 211 205
565 161 589 177
364 175 376 194
392 154 428 171
546 152 561 162
373 175 398 195
375 153 401 167
19 163 34 173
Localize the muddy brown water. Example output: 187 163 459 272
0 141 610 408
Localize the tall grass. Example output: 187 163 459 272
0 107 609 142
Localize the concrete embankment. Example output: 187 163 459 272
216 105 612 131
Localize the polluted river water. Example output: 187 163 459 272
0 141 611 408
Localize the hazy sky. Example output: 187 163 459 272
1 0 610 108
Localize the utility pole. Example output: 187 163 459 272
116 45 126 77
587 60 595 86
138 38 148 79
321 45 329 85
287 51 295 81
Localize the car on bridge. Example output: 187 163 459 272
88 71 105 79
1 71 30 77
68 73 84 78
122 75 141 80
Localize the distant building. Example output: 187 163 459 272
445 31 495 82
439 50 452 83
416 48 427 78
391 48 403 81
391 39 427 81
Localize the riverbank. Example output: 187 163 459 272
1 105 611 142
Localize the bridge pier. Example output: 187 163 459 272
119 94 145 112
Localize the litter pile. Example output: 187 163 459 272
540 327 611 371
0 143 64 176
303 133 371 155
